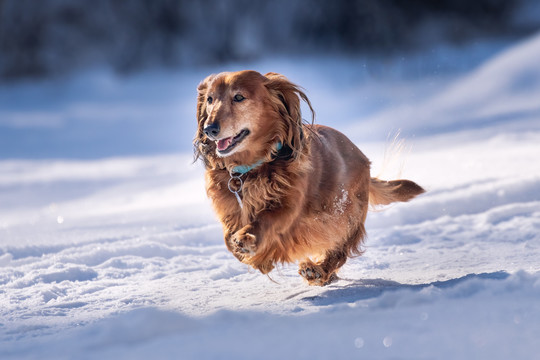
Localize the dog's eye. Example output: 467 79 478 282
207 96 213 104
233 94 245 102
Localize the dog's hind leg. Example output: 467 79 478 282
298 221 366 286
298 249 347 286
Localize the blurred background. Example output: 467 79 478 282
1 0 539 158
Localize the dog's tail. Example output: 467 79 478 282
369 178 425 206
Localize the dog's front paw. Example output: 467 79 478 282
231 225 257 256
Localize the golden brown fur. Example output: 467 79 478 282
194 70 425 286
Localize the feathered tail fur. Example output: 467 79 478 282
369 178 425 206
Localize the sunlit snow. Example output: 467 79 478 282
1 33 540 359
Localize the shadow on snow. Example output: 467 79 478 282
301 271 510 306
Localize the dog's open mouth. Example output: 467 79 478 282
216 129 250 154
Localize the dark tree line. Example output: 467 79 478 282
0 0 537 80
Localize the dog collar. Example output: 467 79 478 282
228 142 283 209
231 142 283 175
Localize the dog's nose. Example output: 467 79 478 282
203 123 220 139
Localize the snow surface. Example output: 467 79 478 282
1 34 540 359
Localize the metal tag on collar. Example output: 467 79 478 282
226 142 282 209
227 173 244 209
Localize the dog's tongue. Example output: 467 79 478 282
216 137 233 151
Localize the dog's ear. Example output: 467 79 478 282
193 74 217 168
264 72 315 159
196 74 214 124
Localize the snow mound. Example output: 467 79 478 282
3 271 539 360
354 31 540 138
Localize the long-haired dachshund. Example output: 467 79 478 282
194 71 424 286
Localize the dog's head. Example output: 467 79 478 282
193 70 314 171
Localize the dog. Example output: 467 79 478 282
194 70 424 286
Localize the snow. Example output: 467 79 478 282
1 33 540 359
350 32 540 139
